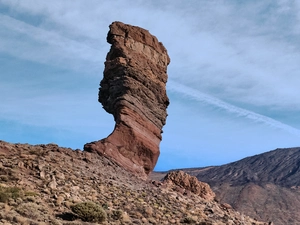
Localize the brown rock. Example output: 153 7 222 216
84 21 170 178
48 175 57 190
39 171 45 179
55 196 64 206
163 171 216 201
221 203 233 210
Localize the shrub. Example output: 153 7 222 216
71 201 107 223
181 216 196 224
0 192 9 203
0 175 9 182
112 209 123 220
24 191 38 197
0 186 22 203
16 202 43 220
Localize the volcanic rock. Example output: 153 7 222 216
163 171 216 201
0 140 267 225
151 147 300 225
84 22 170 178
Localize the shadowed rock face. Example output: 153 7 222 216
84 21 170 178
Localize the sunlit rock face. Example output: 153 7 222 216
84 21 170 178
163 171 216 201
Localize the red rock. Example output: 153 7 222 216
221 203 233 210
163 171 216 201
84 22 170 178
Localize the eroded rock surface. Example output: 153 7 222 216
84 21 170 178
163 171 216 201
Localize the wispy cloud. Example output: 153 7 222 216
0 14 102 73
2 0 300 111
168 80 300 137
1 1 300 114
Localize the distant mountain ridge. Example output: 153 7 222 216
195 147 300 187
151 147 300 225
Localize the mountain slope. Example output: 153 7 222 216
0 140 265 225
195 147 300 187
158 147 300 225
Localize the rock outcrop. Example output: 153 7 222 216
151 147 300 225
163 171 216 201
84 21 170 178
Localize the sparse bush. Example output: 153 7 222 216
23 195 36 202
0 192 9 203
23 191 38 202
71 201 107 223
112 209 123 220
0 186 22 203
0 175 9 182
24 191 38 197
181 216 196 224
12 215 29 224
16 202 43 220
102 202 109 209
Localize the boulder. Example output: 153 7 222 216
163 171 216 201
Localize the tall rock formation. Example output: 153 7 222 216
84 21 170 178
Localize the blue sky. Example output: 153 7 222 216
1 0 300 171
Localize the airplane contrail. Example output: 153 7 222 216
168 80 300 137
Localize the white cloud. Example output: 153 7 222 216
0 14 102 73
1 0 299 111
168 80 300 137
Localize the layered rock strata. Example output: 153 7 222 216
84 21 170 178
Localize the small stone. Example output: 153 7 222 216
169 219 176 224
70 196 81 203
55 196 64 206
144 206 153 216
55 172 65 180
40 171 45 179
18 161 24 168
121 212 131 223
43 188 51 195
148 217 157 224
71 186 80 192
221 203 232 210
48 176 57 190
64 201 72 209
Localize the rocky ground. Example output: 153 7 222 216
0 140 266 225
152 147 300 225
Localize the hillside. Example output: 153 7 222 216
0 140 267 225
195 147 300 187
152 147 300 225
